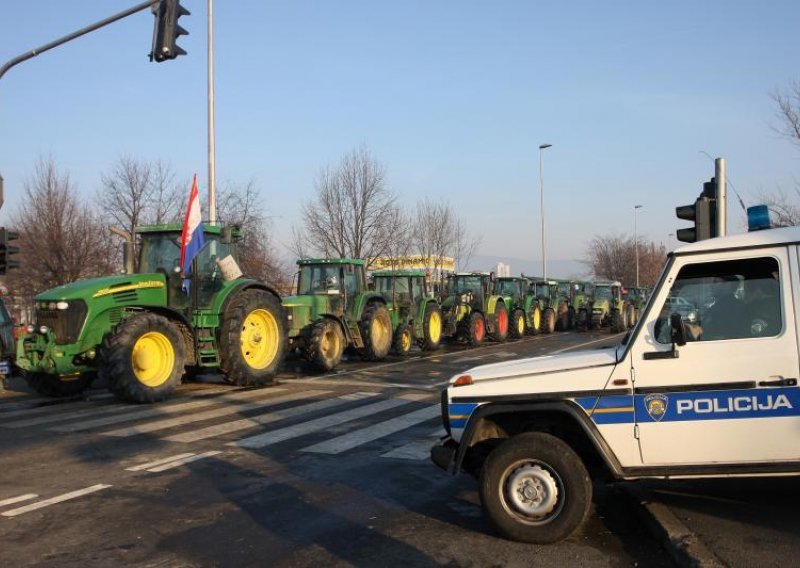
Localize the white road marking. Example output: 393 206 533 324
0 494 38 507
165 392 378 443
125 453 197 472
101 390 328 438
230 393 429 449
381 428 443 460
302 405 440 454
1 484 111 517
49 388 287 433
145 451 222 472
3 402 133 428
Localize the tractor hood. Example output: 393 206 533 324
35 274 168 303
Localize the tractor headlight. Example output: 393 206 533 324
27 324 36 334
39 325 50 335
56 301 69 310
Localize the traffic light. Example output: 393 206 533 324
150 0 190 62
676 178 718 243
0 227 20 275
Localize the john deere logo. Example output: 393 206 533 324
644 394 668 422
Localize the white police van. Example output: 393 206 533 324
431 216 799 544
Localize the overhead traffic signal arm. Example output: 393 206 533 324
151 0 190 62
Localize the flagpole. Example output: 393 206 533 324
207 0 217 225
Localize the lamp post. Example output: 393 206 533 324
634 204 643 287
538 143 552 279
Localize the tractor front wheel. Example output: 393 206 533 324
25 371 95 398
306 318 345 371
542 308 556 334
100 313 186 403
490 302 509 342
466 311 486 346
220 289 286 386
510 309 526 339
360 303 392 361
420 303 442 351
610 309 623 333
528 306 541 336
392 323 413 356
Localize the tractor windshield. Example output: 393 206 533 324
452 276 484 295
594 286 613 300
535 283 551 298
298 265 342 295
557 282 571 296
139 233 181 274
373 277 393 296
495 280 519 297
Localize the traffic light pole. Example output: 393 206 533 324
0 1 157 83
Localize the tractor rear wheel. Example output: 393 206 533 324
466 311 486 346
490 302 509 342
220 289 286 386
360 303 392 361
100 313 185 403
420 303 442 351
510 309 526 339
306 318 344 371
625 304 636 329
610 309 623 333
543 308 556 334
393 323 413 356
576 308 588 331
25 371 94 398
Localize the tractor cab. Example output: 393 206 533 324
294 258 367 318
448 273 492 309
372 270 428 319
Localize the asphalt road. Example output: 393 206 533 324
0 330 673 567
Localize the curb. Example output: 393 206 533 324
622 484 725 568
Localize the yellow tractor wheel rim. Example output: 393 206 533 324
533 308 541 330
320 325 341 360
132 331 175 387
429 311 442 344
517 313 525 335
401 328 412 351
241 308 280 369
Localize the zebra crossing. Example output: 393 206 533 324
0 386 443 462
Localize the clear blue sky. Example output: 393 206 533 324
1 1 798 273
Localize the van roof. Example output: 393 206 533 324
673 226 800 255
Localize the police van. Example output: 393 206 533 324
431 217 799 544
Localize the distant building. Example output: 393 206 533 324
496 262 511 277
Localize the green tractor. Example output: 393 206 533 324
16 224 287 403
440 272 509 346
493 276 538 339
527 277 558 334
371 269 442 355
622 286 649 329
572 280 594 331
588 280 626 332
283 258 393 371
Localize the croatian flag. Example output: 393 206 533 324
180 174 205 293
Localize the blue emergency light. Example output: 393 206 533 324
747 205 771 231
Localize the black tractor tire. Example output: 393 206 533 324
25 371 94 398
510 309 526 339
567 307 576 330
625 304 636 329
489 302 509 342
543 308 556 334
610 309 623 333
479 432 592 544
306 318 345 371
466 311 486 346
359 303 392 361
99 313 186 404
576 309 589 332
392 323 413 356
219 289 287 386
556 307 569 332
420 303 443 351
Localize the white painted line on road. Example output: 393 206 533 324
381 428 443 460
125 453 197 472
0 494 38 508
145 451 222 472
230 394 428 449
3 402 133 428
101 390 327 438
1 484 111 517
49 388 287 433
165 392 377 443
302 405 440 455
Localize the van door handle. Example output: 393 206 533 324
758 377 797 387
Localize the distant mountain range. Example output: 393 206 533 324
462 255 588 280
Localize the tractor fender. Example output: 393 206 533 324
217 280 285 324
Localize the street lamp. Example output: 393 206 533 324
634 204 643 287
538 143 552 279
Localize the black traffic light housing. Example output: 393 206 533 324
0 227 20 275
150 0 190 62
676 178 718 243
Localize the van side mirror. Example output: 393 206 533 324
670 313 687 346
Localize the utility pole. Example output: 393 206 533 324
207 0 217 225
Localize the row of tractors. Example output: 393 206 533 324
11 223 648 405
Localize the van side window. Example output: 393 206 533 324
655 257 781 344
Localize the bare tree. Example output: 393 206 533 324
772 81 800 147
582 233 665 287
5 157 116 313
295 145 400 264
412 198 482 278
